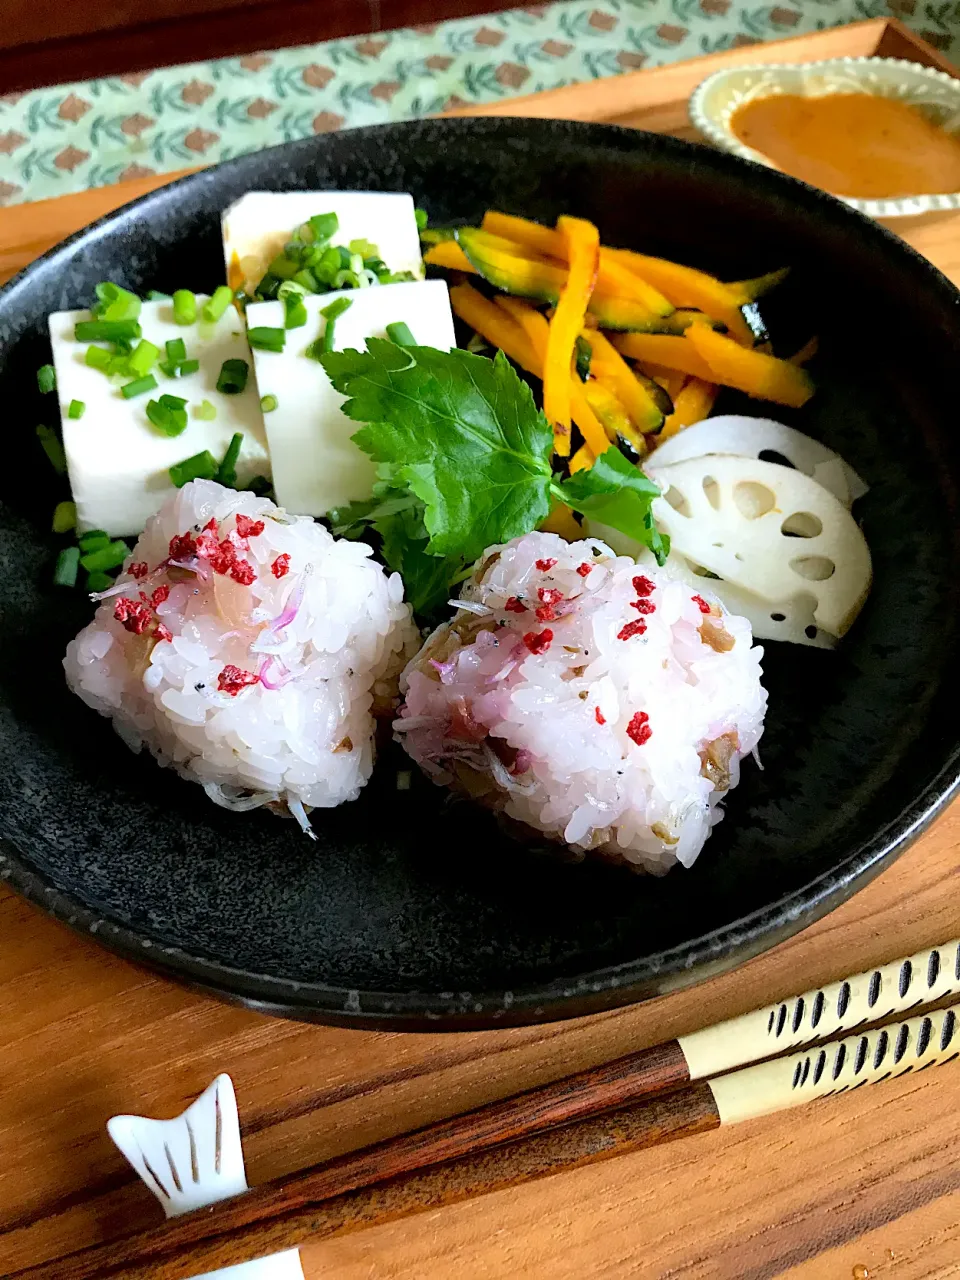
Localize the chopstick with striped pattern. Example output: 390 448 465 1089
17 939 960 1280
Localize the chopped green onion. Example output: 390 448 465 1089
177 358 200 376
36 425 66 474
170 450 219 488
52 500 76 534
121 374 159 399
216 432 244 488
322 296 353 322
84 346 112 372
245 475 273 497
80 540 129 573
165 337 187 364
54 547 80 588
247 326 286 353
146 290 171 301
282 291 307 329
268 254 300 282
308 212 339 243
260 394 278 413
79 530 110 553
415 207 428 232
37 364 56 393
75 319 142 344
93 282 141 322
157 360 177 377
127 339 160 377
333 270 359 290
385 321 416 347
349 238 378 259
107 353 131 376
217 358 249 395
254 273 282 300
292 268 320 292
317 295 353 354
202 286 234 323
146 395 188 436
67 399 85 419
173 289 197 324
85 570 115 592
194 399 217 420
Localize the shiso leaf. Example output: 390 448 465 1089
556 448 669 566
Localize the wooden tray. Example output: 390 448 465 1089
2 18 959 1279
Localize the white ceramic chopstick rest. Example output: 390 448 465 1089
108 1073 248 1217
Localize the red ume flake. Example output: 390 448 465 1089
130 562 149 580
595 707 606 726
692 595 712 614
217 665 260 696
631 598 656 615
626 710 652 746
168 532 197 561
535 586 564 622
150 585 170 608
229 559 256 586
617 619 647 641
271 554 291 579
113 597 153 635
154 623 173 643
235 514 265 539
522 628 554 655
633 576 655 597
576 563 593 577
504 596 527 614
535 558 557 571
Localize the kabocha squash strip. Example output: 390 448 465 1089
423 240 478 274
581 329 664 433
481 212 675 317
611 333 717 381
456 229 569 303
449 283 541 378
604 247 755 344
569 444 595 473
544 217 600 457
658 378 719 441
685 325 814 408
496 295 611 461
582 379 648 458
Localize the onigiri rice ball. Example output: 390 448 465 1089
395 531 767 873
64 479 418 830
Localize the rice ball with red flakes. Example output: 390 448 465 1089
64 479 418 832
395 531 767 874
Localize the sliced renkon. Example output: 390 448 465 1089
647 415 868 508
651 455 872 638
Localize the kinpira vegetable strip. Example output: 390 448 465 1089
658 378 719 442
604 247 755 344
685 325 814 408
580 329 664 433
423 240 478 274
636 361 688 400
495 296 611 460
582 379 648 458
611 332 717 380
569 444 594 473
449 283 541 377
544 217 600 456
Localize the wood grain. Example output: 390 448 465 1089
0 18 959 1278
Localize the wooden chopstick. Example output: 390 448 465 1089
20 939 960 1280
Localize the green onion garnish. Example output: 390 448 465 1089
52 500 76 534
121 374 159 399
67 399 85 419
146 290 171 301
415 207 428 232
80 540 129 573
195 399 217 420
75 319 142 343
217 358 249 395
36 425 66 474
177 358 200 376
84 346 112 372
170 450 219 488
165 337 187 365
216 432 244 488
127 339 160 378
79 529 110 553
282 292 307 329
308 212 339 243
85 570 115 592
37 364 56 393
93 282 141 322
269 254 300 282
202 286 234 323
318 295 352 354
146 396 188 436
385 321 416 348
247 326 286 353
173 289 197 325
293 268 320 292
54 546 80 588
260 394 278 413
349 238 378 259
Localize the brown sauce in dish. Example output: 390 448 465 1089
730 92 960 199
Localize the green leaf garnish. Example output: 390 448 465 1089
556 448 669 565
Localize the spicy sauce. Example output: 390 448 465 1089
730 92 960 199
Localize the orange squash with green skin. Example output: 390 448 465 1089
685 324 814 408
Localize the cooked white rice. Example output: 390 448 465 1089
396 531 767 874
64 479 418 827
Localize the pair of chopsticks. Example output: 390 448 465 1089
24 936 960 1280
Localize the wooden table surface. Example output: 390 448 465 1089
2 19 960 1278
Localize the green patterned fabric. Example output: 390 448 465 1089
0 0 956 206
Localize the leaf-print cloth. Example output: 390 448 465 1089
0 0 956 206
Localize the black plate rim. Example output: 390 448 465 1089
2 116 959 1030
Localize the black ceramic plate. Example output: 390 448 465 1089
1 118 958 1030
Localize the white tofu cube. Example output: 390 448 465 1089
247 279 456 518
222 191 424 296
49 298 270 537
